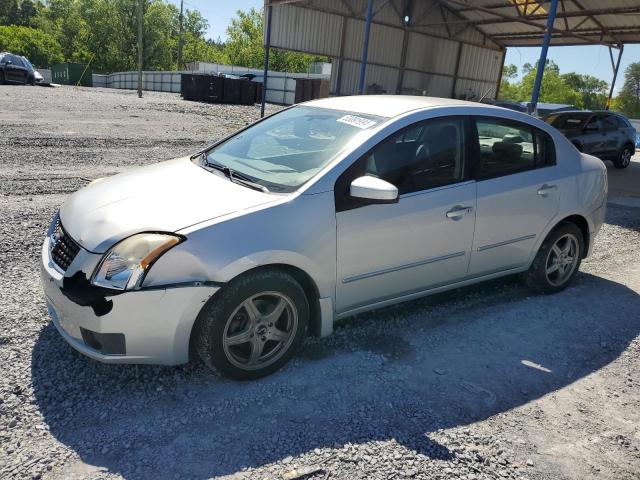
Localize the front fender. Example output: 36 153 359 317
142 191 337 300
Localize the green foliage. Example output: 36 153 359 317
616 62 640 119
0 1 324 74
499 60 608 110
0 25 64 66
224 7 327 73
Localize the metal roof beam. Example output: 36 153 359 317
491 27 640 39
415 6 640 28
456 1 554 12
438 0 617 47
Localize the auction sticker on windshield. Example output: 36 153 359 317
336 115 378 129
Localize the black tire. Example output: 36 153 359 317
613 144 633 169
524 223 584 294
194 269 309 380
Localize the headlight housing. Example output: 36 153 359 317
92 233 183 291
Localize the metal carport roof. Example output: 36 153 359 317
260 1 640 115
436 0 640 47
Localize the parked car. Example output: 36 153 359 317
41 96 607 379
21 56 44 84
0 52 32 84
480 98 527 113
535 103 576 118
546 110 636 169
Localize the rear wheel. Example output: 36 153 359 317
613 145 633 169
524 223 583 294
194 269 309 380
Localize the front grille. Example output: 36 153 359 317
50 219 81 271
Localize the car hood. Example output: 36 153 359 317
60 157 277 253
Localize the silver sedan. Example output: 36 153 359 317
41 96 607 379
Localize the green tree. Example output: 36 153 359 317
498 64 519 101
224 7 327 73
0 0 20 25
17 0 38 26
0 24 64 66
1 2 324 73
616 63 640 119
498 60 601 109
561 72 608 110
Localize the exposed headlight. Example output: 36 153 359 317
92 233 182 290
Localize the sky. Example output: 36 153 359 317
171 0 637 93
166 0 262 42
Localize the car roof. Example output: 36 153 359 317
304 95 499 118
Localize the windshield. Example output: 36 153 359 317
200 106 386 192
547 113 590 129
21 57 34 70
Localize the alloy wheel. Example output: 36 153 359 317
621 148 632 167
222 291 298 371
545 233 579 287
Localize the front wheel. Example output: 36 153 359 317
194 270 309 380
524 223 583 294
613 145 633 169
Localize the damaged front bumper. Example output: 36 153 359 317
40 238 220 365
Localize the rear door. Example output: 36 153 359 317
582 115 609 158
335 116 477 313
600 115 621 159
469 117 559 276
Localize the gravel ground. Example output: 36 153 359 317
1 85 639 480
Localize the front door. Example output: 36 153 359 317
469 116 560 276
5 55 26 83
335 117 477 313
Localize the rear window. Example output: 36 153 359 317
612 115 631 128
547 113 590 129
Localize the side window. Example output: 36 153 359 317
586 115 604 131
363 117 466 195
602 115 619 131
475 118 555 180
7 54 23 66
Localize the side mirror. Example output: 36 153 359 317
350 176 398 203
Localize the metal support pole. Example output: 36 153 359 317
335 16 348 95
137 0 143 98
606 45 624 111
494 48 507 99
357 0 374 95
530 0 558 113
261 3 273 118
177 0 184 70
396 27 409 94
451 42 463 98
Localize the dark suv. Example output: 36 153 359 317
546 111 636 169
0 52 33 85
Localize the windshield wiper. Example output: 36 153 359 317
202 154 270 193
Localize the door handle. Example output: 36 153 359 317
446 205 473 219
537 184 557 197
